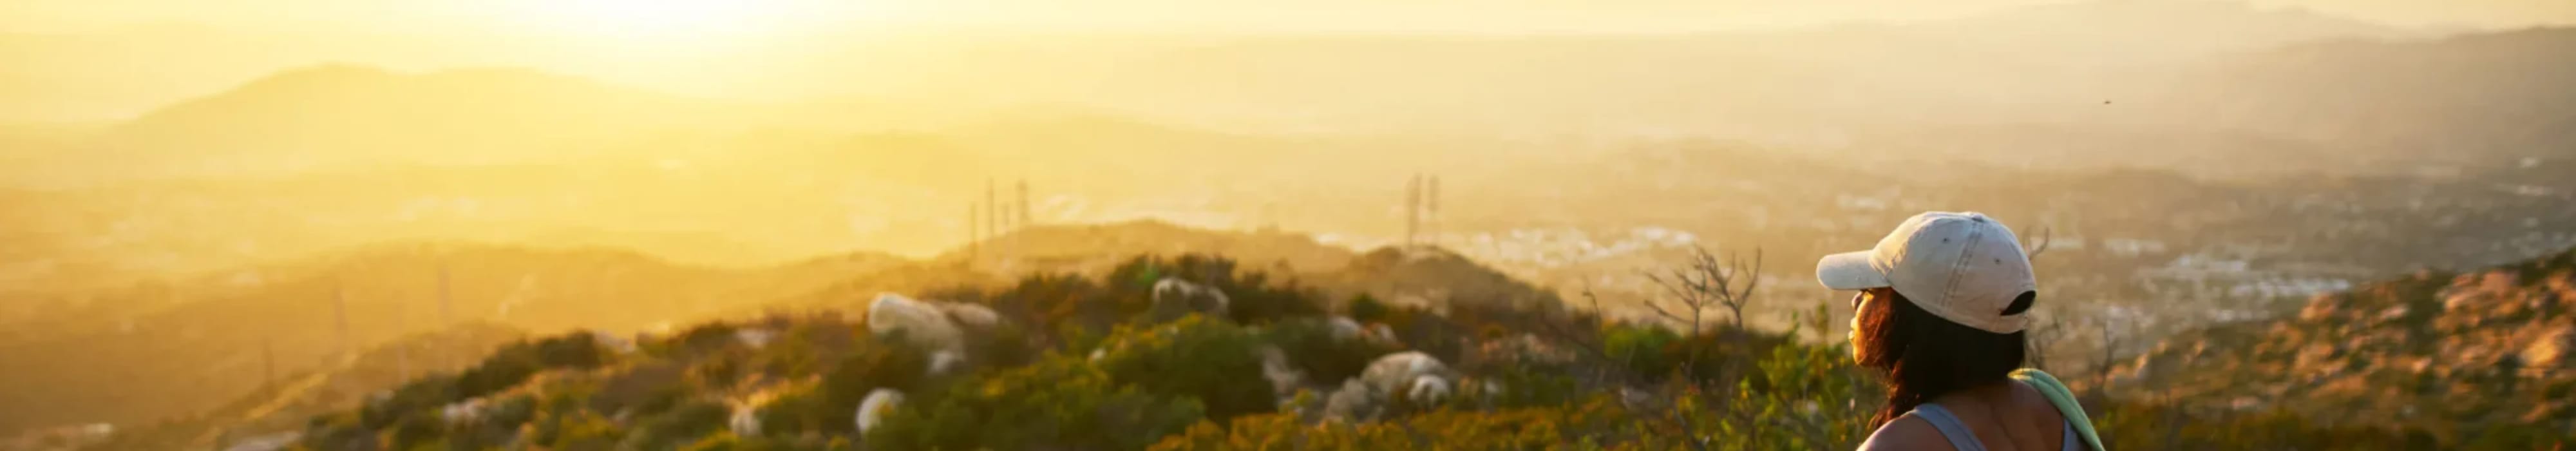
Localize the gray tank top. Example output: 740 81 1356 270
1910 403 2086 451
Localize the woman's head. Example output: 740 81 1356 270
1849 287 2034 427
1813 211 2043 427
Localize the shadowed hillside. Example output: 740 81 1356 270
0 243 891 436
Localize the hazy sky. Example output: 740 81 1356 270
7 0 2571 35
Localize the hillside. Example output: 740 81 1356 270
65 323 529 451
787 220 1561 318
2107 247 2576 445
194 253 1884 451
191 247 2576 451
0 242 885 436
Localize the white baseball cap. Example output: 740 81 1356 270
1815 211 2038 334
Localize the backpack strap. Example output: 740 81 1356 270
2011 369 2107 451
1908 403 1992 451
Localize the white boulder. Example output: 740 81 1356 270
1327 316 1366 341
927 350 967 377
1321 352 1460 422
1366 323 1402 345
1407 375 1452 403
868 293 967 354
1256 345 1305 396
941 302 1002 330
1359 352 1450 394
734 328 778 350
439 398 486 425
728 406 762 437
856 389 905 434
1151 278 1231 320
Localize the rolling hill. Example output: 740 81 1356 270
16 64 730 185
2110 27 2576 168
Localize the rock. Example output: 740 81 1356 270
590 331 640 354
1151 278 1231 320
2372 305 2409 323
1360 352 1450 394
1320 380 1376 423
729 391 782 437
1406 375 1452 403
2298 294 2344 321
1257 345 1304 396
2523 327 2573 369
942 302 1003 330
869 293 967 354
220 432 303 451
856 389 905 434
440 398 486 425
1327 316 1366 341
734 328 778 350
729 405 762 437
1365 323 1402 345
927 350 966 377
1319 351 1459 422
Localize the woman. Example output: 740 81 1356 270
1815 212 2103 451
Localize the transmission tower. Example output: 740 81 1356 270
1427 175 1441 248
437 265 452 325
332 283 351 361
1405 174 1421 249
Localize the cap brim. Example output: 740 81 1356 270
1816 251 1889 290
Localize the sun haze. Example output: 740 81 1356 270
0 1 2572 450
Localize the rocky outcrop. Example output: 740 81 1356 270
1321 352 1459 423
867 294 967 354
2108 248 2576 436
2524 326 2573 369
1151 278 1231 321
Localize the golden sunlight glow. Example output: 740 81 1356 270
528 0 787 40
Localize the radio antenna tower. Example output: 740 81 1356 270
1426 175 1441 248
1405 174 1421 249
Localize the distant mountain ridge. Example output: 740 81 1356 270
5 12 2558 187
35 64 721 183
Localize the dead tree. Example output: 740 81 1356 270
2025 225 2053 259
1641 246 1763 336
2027 312 2069 371
2022 225 2059 369
2091 318 2130 392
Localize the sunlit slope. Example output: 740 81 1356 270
2107 247 2576 442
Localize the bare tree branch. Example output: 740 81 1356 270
2026 225 2053 260
1638 245 1765 336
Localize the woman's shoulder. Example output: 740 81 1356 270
1859 414 1960 451
2007 379 2073 427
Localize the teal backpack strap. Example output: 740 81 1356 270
2011 369 2106 451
